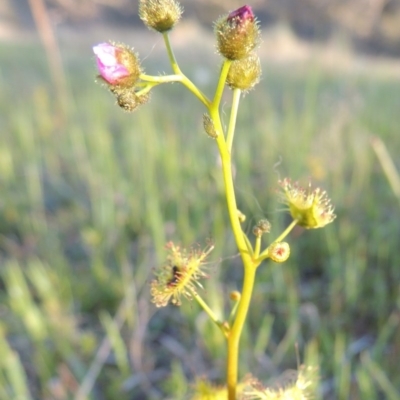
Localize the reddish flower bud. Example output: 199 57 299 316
227 5 254 23
214 5 260 60
93 42 141 87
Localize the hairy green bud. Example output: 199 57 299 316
203 113 218 138
139 0 183 32
214 5 260 60
112 89 150 112
227 53 261 91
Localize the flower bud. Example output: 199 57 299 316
237 209 246 223
113 89 150 112
139 0 183 33
253 226 263 237
214 5 260 60
257 219 271 234
253 219 271 237
202 113 218 138
93 42 141 88
229 291 241 301
226 53 261 91
267 242 290 263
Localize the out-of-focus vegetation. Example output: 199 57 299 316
1 3 400 399
3 0 400 55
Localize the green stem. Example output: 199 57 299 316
162 32 181 75
181 75 211 108
208 62 243 252
274 219 298 243
227 262 256 399
191 290 227 336
243 233 254 257
210 112 255 400
136 83 157 97
258 219 299 260
140 73 182 83
162 32 210 107
226 88 241 153
228 296 241 326
213 126 248 256
212 60 232 113
254 235 261 259
207 59 257 398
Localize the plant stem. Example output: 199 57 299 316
243 233 254 257
140 73 182 83
162 32 210 107
191 290 227 336
212 60 232 114
215 129 253 398
208 60 258 398
258 219 299 261
158 36 256 397
227 261 256 399
213 123 248 256
212 118 255 399
254 235 261 259
162 32 181 75
226 88 241 153
274 219 299 243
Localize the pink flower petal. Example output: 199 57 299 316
93 43 130 85
228 5 254 23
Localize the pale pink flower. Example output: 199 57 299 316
93 42 130 85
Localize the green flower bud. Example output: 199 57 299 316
112 89 150 112
256 219 271 234
253 226 263 237
237 209 246 223
253 219 271 237
226 53 261 91
203 113 218 138
139 0 183 33
229 291 241 301
214 5 260 60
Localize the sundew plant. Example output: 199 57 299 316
92 1 336 399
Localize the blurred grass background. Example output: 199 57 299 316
1 1 400 399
